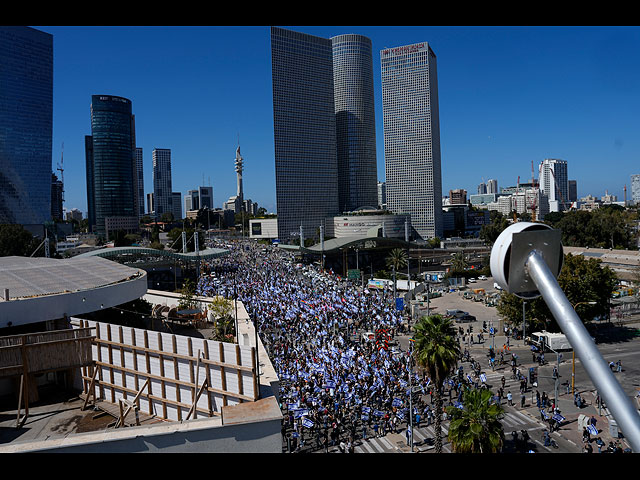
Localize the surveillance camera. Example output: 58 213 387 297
490 222 563 299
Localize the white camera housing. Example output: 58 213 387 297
490 222 563 298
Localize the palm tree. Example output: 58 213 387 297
447 388 505 453
450 252 468 273
412 314 460 453
386 248 408 295
386 248 407 272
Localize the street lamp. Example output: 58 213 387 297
571 301 597 396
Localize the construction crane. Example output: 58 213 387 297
56 142 65 207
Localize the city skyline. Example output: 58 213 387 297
34 25 640 217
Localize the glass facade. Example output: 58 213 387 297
152 148 173 218
331 34 378 212
381 42 443 240
271 27 339 242
0 26 53 225
86 95 137 235
135 147 145 217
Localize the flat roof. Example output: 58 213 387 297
0 256 144 300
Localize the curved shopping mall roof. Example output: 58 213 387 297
76 245 229 261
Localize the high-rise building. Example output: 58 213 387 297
568 179 577 203
381 41 442 240
486 179 498 194
539 158 568 212
332 34 378 212
146 193 154 216
477 183 487 195
449 189 467 205
271 27 339 242
185 189 199 213
85 95 138 236
171 192 182 220
51 172 64 220
0 26 53 225
135 147 145 218
631 175 640 206
152 148 173 218
199 186 213 210
377 181 387 209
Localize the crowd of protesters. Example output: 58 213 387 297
193 241 494 452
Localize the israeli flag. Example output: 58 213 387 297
540 409 549 419
362 406 371 414
480 373 487 383
361 414 369 421
552 413 565 423
374 409 385 417
587 424 598 435
392 398 403 408
302 418 315 428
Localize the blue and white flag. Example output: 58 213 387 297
361 406 371 414
294 408 309 418
454 401 464 410
392 398 403 408
552 413 565 423
587 424 598 435
302 418 315 428
480 373 487 383
540 409 549 419
374 409 386 417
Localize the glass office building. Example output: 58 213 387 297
0 26 53 225
86 95 137 236
152 148 173 218
381 42 443 240
271 27 339 242
331 34 378 213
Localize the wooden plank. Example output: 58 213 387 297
203 341 213 415
172 335 182 421
157 332 167 419
143 330 152 415
220 343 227 407
106 324 115 403
119 326 126 401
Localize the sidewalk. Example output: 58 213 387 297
468 334 631 453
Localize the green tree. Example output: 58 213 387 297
412 314 460 453
0 224 43 257
386 248 408 292
450 252 468 274
178 279 197 310
447 388 505 453
208 297 235 342
479 211 510 244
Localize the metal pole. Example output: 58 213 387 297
522 300 526 346
526 250 640 452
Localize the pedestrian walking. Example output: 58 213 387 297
507 391 513 406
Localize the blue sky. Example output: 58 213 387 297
35 25 640 215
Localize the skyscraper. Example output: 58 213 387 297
539 158 568 212
0 26 53 225
631 174 640 206
271 27 339 242
381 41 442 240
332 34 378 212
152 148 173 218
135 147 145 218
85 95 138 236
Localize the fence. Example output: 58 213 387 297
75 319 258 422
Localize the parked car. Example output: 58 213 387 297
478 275 487 280
455 314 476 323
468 278 477 283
